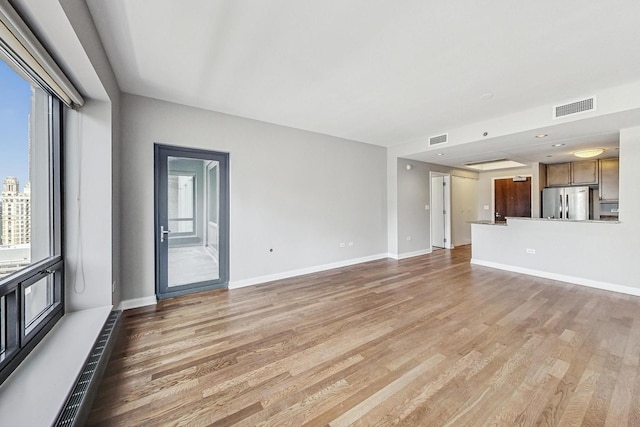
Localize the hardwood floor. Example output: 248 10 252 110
88 246 640 426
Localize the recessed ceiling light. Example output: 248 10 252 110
551 143 565 147
573 148 605 158
480 93 494 101
535 134 548 138
436 153 444 156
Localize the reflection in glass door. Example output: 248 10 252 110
155 145 229 299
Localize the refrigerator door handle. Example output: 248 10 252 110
566 194 569 219
559 195 563 219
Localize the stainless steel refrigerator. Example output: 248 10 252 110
542 186 591 220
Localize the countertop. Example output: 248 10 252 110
470 217 620 225
468 220 507 226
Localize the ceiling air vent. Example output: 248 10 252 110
428 133 448 146
553 96 596 119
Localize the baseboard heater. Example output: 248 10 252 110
55 310 122 427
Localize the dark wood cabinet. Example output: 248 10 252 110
571 160 598 185
546 163 571 186
546 160 599 186
599 158 619 201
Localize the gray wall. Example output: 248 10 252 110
64 102 114 311
396 158 478 256
471 125 640 291
397 159 430 255
119 94 387 303
451 176 478 246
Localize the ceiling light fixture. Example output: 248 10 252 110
573 148 604 158
436 153 444 156
464 159 527 171
480 93 494 101
535 134 548 138
551 143 565 147
406 164 413 171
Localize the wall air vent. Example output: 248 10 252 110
429 133 448 146
553 96 596 119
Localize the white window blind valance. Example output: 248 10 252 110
0 1 84 108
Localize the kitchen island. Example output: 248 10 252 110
470 217 638 296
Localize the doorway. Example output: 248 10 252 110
430 172 452 249
154 144 229 299
493 176 532 222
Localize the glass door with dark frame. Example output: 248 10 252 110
154 145 229 299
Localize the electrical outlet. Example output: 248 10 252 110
348 242 354 247
339 242 346 248
425 205 430 210
484 205 490 210
526 248 536 254
406 236 412 241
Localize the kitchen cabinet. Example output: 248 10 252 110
571 160 598 185
546 160 598 186
599 158 619 201
546 163 571 186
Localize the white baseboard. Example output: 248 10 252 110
395 249 432 260
471 258 640 297
229 253 389 289
117 296 157 311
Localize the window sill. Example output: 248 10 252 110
0 306 112 426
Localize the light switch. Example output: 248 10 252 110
425 205 430 210
483 205 490 210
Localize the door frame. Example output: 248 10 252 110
429 171 452 250
491 174 533 222
154 143 230 300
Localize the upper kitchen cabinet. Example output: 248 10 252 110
571 160 599 185
546 160 599 186
599 158 619 201
546 162 571 186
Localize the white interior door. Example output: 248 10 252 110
431 175 445 248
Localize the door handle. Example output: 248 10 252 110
559 195 563 219
160 225 171 243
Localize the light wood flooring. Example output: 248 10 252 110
89 246 640 426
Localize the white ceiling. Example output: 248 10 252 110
87 0 640 168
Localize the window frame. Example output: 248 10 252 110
0 79 64 385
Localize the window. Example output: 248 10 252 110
0 56 64 384
168 171 197 235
